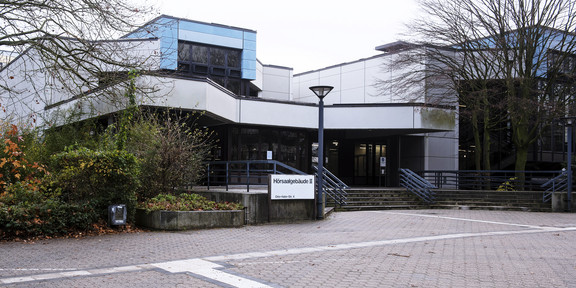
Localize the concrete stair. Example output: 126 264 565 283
431 189 551 212
328 188 423 211
327 188 552 212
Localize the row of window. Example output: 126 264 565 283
178 42 241 70
177 63 241 78
548 50 576 75
177 41 245 95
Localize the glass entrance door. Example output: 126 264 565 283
354 143 387 186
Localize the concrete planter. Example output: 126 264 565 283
135 209 245 230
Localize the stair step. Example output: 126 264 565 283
326 188 550 212
336 205 421 211
430 204 551 212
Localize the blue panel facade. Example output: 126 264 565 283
242 32 257 80
158 17 178 70
127 16 257 80
178 21 245 39
123 17 179 70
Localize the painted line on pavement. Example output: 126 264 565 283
2 225 576 286
204 226 576 262
0 265 148 285
371 210 557 229
152 259 273 288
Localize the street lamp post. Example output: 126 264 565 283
310 85 333 219
560 117 575 212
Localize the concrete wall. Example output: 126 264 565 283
195 191 268 225
135 209 245 230
292 53 426 105
268 199 315 222
0 39 160 128
551 192 576 212
195 191 315 224
259 65 293 101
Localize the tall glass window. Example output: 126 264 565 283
230 127 309 172
177 41 244 95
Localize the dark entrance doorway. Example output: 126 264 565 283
354 143 387 186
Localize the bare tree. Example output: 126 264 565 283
0 0 159 127
381 0 576 180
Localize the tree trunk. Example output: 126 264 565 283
514 144 529 189
513 120 532 188
472 110 482 171
482 92 492 189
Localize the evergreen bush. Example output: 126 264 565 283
0 181 98 239
50 147 140 222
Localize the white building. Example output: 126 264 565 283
0 15 458 186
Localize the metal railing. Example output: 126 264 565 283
205 160 306 192
541 171 568 202
399 168 437 203
419 170 564 191
313 166 348 206
205 160 348 206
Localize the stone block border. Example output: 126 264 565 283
135 209 245 230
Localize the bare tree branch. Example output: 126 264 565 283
378 0 576 175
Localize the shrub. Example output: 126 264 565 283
0 124 48 193
138 193 243 212
124 111 215 200
0 181 98 240
497 177 517 191
50 147 140 222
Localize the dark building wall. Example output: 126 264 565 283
214 124 312 173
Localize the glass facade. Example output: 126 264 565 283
229 126 310 172
177 41 246 95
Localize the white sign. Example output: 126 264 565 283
380 157 387 167
267 150 273 160
270 175 315 200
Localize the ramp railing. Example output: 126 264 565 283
541 171 568 203
313 166 348 206
205 160 306 192
399 168 436 203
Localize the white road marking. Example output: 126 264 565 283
371 210 552 229
2 214 575 287
0 265 145 284
204 226 576 263
152 259 273 288
0 268 77 271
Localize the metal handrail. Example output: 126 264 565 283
205 160 348 206
206 160 306 192
313 166 348 206
541 171 568 202
420 170 564 191
399 168 436 203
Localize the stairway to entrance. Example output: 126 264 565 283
431 190 551 212
328 188 551 212
328 188 423 211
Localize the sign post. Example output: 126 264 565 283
270 175 315 200
268 174 316 222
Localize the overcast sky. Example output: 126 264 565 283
157 0 419 74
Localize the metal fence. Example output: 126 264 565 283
399 168 437 203
420 170 564 191
205 160 306 192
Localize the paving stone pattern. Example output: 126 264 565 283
1 210 575 287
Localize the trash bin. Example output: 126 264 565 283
108 204 127 226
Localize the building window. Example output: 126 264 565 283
177 41 247 95
230 127 309 171
192 46 208 64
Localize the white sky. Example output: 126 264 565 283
157 0 419 74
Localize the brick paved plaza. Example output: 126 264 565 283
1 210 575 287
